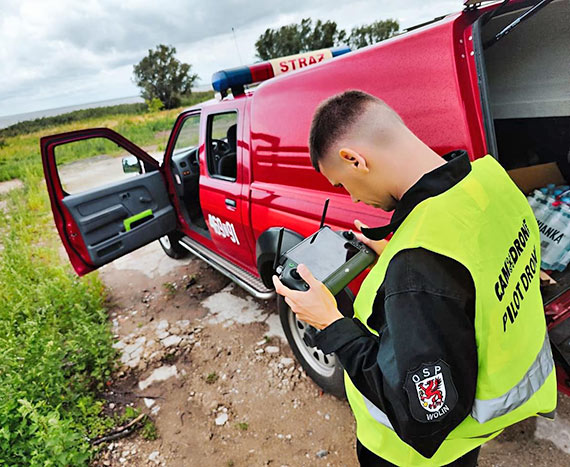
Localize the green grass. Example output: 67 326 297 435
0 167 116 464
0 94 212 464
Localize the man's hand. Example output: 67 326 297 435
272 264 343 330
354 219 388 259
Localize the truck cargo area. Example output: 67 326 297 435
478 0 570 304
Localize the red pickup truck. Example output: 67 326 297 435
41 0 570 398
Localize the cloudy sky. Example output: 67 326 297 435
0 0 461 117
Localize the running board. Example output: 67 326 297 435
179 236 275 300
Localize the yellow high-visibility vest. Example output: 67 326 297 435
346 155 557 466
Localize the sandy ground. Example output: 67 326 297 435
87 240 570 467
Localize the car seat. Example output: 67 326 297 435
217 124 237 178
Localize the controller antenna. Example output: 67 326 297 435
319 198 330 229
311 198 330 244
273 227 285 273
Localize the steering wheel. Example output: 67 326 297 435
211 139 231 159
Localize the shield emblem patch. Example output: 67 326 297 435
404 359 458 423
415 371 446 412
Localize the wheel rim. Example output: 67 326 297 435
159 235 171 250
287 308 336 377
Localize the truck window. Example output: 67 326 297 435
207 112 238 180
55 137 141 193
173 114 200 155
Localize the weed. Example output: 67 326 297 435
163 281 177 297
162 352 177 364
205 372 219 384
118 406 140 425
141 417 159 440
227 461 235 467
235 422 249 431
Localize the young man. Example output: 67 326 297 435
273 90 557 466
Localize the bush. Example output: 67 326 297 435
146 98 164 113
0 171 115 465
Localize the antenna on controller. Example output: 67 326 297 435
319 198 330 229
311 198 330 244
273 227 285 273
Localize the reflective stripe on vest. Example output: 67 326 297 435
361 332 553 429
471 332 553 423
362 395 394 430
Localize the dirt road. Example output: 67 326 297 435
91 241 570 467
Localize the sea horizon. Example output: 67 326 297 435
0 96 145 130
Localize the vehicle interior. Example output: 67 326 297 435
479 0 570 304
207 112 238 180
479 0 569 171
168 112 238 235
169 114 208 234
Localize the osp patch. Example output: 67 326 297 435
404 360 458 423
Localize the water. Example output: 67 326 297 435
0 96 144 129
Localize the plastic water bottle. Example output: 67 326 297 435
527 189 547 211
552 202 570 271
540 198 566 270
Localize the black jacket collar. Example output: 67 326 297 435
361 150 472 241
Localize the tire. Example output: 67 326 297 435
158 231 190 259
279 296 346 399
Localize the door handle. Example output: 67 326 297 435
225 198 237 208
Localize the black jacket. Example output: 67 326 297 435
315 151 478 459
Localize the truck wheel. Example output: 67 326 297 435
158 232 190 259
279 298 345 399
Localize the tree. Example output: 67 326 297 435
133 44 199 109
255 18 347 60
348 19 400 49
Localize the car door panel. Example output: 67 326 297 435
40 127 176 275
61 172 176 266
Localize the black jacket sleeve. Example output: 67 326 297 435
315 248 477 458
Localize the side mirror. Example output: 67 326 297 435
122 155 142 174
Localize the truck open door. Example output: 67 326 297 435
40 128 177 276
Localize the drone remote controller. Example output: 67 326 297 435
274 199 377 295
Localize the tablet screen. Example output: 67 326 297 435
287 228 359 281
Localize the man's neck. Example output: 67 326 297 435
393 150 446 200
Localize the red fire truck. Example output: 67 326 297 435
40 0 570 398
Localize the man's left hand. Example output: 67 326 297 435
272 264 343 330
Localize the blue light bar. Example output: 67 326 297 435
212 46 352 96
212 66 252 94
331 46 351 57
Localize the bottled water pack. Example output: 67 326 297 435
527 184 570 271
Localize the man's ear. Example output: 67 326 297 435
338 147 369 173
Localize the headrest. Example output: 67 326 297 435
227 124 237 150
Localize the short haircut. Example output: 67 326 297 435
309 90 401 172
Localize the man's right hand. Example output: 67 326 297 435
354 219 388 259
